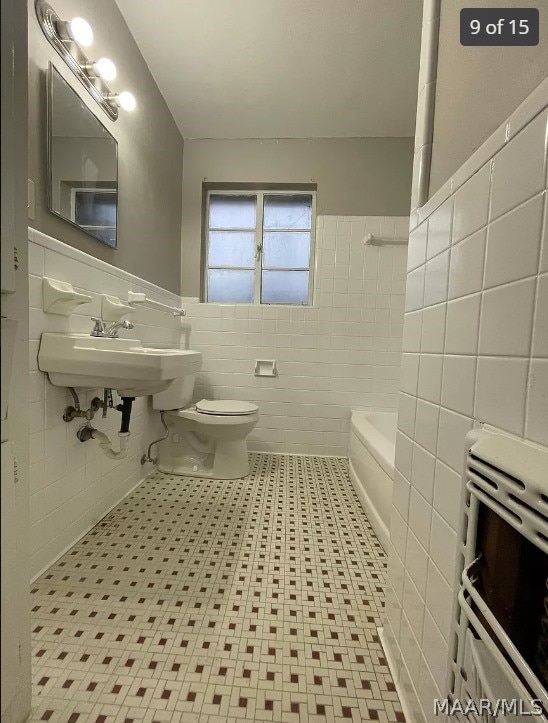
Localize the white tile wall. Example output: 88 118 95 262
452 162 491 244
408 223 428 271
414 399 439 454
426 197 452 260
28 229 183 579
383 89 548 723
417 354 442 404
490 110 547 220
527 359 548 445
184 216 409 456
447 228 486 299
484 194 544 288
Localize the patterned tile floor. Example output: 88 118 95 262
30 454 403 723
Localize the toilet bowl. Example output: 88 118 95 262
152 375 259 479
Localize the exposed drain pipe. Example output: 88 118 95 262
77 396 135 460
116 397 134 433
78 425 131 459
141 411 169 465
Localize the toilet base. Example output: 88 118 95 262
158 439 251 480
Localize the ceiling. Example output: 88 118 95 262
115 0 422 140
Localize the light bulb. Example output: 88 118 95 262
94 58 117 82
117 91 136 112
67 17 93 47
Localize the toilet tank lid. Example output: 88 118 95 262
196 399 259 416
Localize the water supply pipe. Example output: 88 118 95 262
141 411 169 465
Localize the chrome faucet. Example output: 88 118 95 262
91 317 134 338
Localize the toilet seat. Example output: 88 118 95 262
195 399 259 416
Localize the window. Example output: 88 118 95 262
204 189 315 304
71 188 117 247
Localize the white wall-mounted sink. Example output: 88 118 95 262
38 333 202 397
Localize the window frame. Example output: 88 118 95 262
203 188 316 305
70 187 117 237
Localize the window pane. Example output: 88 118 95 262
263 194 312 230
263 231 310 268
209 231 255 267
209 194 256 229
261 270 309 304
75 191 117 226
208 269 254 303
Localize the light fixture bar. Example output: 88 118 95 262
35 0 119 120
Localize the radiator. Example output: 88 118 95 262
448 428 548 722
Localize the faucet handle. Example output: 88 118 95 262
91 317 105 336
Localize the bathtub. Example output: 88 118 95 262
349 411 397 551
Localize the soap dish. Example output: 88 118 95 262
42 277 92 315
101 294 135 322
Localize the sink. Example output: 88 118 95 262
38 333 202 397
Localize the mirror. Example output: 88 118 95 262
48 64 118 248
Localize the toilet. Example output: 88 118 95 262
152 374 259 479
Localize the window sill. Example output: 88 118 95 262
201 302 316 308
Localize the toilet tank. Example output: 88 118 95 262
152 373 197 410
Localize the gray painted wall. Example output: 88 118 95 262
28 0 184 293
181 137 414 296
429 0 548 196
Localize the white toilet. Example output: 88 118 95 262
152 374 259 479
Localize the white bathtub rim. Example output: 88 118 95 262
350 410 396 480
349 459 390 552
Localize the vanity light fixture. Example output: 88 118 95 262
106 91 137 113
114 91 137 112
35 0 136 121
57 16 94 47
89 58 117 82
